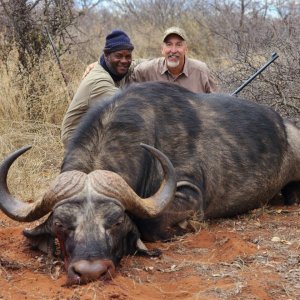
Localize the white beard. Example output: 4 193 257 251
166 59 180 68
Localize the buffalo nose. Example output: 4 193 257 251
67 259 115 285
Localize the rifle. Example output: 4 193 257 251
231 52 279 96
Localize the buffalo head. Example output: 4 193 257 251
0 144 176 285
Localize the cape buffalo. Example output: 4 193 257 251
0 82 299 285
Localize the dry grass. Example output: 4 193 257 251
0 47 76 201
0 119 63 200
0 49 72 123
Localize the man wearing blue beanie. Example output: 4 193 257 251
61 30 134 147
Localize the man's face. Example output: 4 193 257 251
106 50 132 75
161 34 188 70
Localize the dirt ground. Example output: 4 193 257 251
0 203 299 300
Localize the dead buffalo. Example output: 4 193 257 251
0 82 299 285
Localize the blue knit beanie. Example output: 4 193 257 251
103 30 134 53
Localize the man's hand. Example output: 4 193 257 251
82 62 97 79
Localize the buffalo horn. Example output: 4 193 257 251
0 146 86 222
90 143 176 218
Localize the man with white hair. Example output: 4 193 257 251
130 26 216 93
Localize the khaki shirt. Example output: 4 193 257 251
61 63 125 147
130 57 217 93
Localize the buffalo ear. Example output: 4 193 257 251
23 217 55 255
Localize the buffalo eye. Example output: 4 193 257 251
54 221 63 229
53 221 64 233
111 218 124 228
114 220 123 227
105 216 124 229
53 221 74 233
54 221 74 232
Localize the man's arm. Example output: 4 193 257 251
206 70 218 93
82 59 147 81
82 62 97 79
128 58 152 83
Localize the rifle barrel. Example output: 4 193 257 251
231 52 279 96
